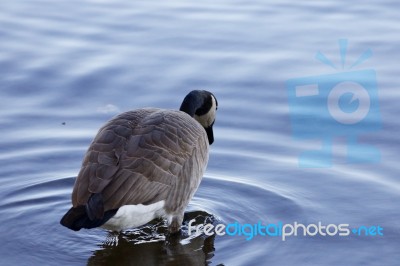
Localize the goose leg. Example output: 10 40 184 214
168 212 184 234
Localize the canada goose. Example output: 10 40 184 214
60 90 217 234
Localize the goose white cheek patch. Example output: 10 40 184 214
194 95 217 128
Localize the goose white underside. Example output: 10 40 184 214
101 200 166 231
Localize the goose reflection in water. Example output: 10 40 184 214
88 211 220 266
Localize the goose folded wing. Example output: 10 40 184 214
72 118 195 213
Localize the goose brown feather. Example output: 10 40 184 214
70 108 209 221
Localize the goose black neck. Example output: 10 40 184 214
179 90 206 117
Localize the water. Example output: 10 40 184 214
1 0 399 265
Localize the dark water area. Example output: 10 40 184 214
1 0 400 265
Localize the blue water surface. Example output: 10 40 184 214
0 0 399 265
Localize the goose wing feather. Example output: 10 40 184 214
71 108 208 212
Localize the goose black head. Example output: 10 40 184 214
180 90 218 145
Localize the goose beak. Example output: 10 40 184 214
205 125 214 145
